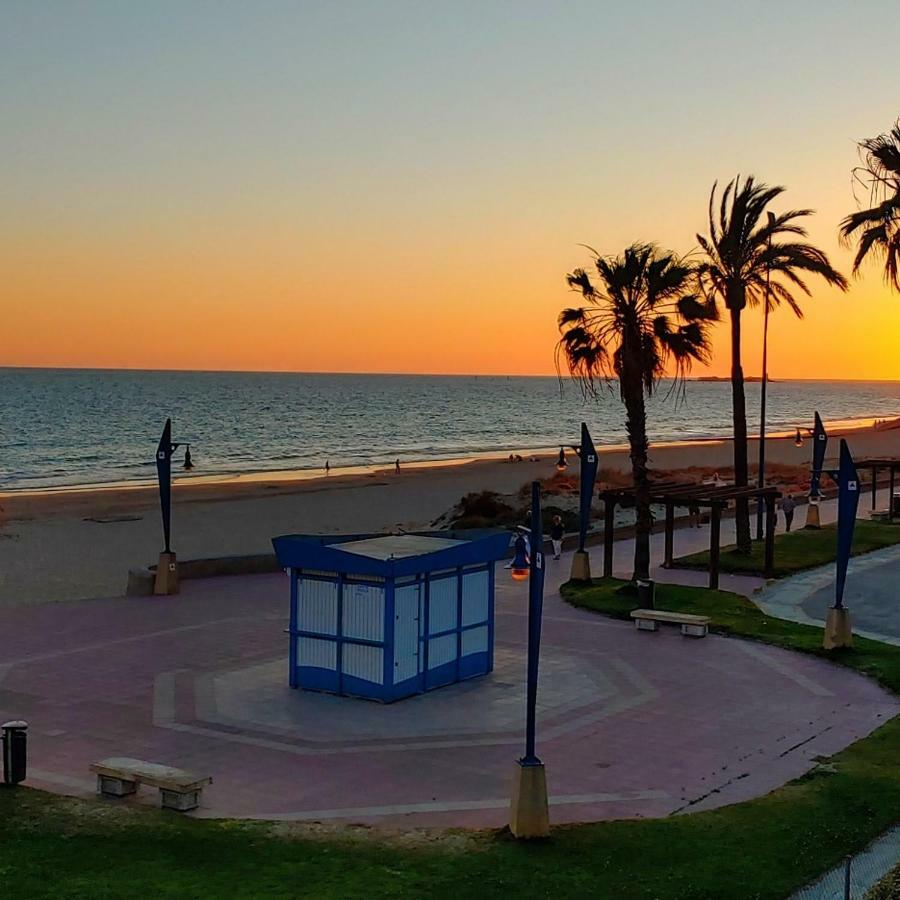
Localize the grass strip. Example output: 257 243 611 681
671 519 900 578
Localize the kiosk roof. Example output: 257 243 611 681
338 534 464 560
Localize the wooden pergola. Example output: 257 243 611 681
599 482 783 588
857 458 900 522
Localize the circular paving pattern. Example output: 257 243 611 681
1 562 896 828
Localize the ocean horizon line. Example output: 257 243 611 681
2 365 900 384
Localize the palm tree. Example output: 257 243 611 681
557 243 716 584
840 119 900 291
696 177 848 554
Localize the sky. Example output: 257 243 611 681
2 0 899 379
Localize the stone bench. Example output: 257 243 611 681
90 757 211 811
630 608 710 638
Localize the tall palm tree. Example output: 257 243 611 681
697 177 848 554
557 243 716 583
840 119 900 291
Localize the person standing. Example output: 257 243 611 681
781 493 796 532
395 459 400 474
688 501 701 528
550 515 564 560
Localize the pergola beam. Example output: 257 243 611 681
598 481 782 588
855 459 900 519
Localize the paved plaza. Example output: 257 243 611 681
1 537 897 829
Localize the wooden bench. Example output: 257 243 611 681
630 608 710 638
90 757 211 811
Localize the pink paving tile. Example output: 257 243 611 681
1 561 896 830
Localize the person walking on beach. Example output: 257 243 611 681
781 493 796 532
325 459 330 476
550 515 564 560
395 458 400 474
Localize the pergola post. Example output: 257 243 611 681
708 504 721 590
890 466 896 523
603 498 615 578
764 494 776 578
872 465 878 511
663 502 674 568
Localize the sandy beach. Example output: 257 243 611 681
1 419 898 607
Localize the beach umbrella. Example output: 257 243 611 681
834 439 860 610
577 423 599 553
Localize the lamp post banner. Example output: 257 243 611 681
156 418 173 554
810 411 828 499
524 480 545 764
835 438 860 609
578 422 599 552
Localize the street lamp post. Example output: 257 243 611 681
570 422 599 581
806 412 828 529
756 210 776 541
154 418 192 595
823 439 859 649
509 480 550 838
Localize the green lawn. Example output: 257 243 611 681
4 580 900 899
671 518 900 578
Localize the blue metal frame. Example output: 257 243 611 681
288 569 299 689
274 531 508 703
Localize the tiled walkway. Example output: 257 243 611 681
1 517 896 828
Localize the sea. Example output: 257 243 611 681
1 369 899 492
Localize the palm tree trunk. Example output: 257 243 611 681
621 352 652 587
729 305 752 554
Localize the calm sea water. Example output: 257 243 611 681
1 369 899 491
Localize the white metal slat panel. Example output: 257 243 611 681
298 579 338 635
342 583 385 642
427 576 458 635
393 583 420 684
461 625 488 656
297 637 337 670
341 644 384 684
461 570 489 626
428 633 456 670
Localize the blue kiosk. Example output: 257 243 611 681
272 530 511 702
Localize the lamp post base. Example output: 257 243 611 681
823 607 852 650
805 503 821 529
569 550 591 582
154 551 179 596
509 760 550 838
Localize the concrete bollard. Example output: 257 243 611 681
154 552 179 595
569 550 591 582
823 607 853 650
126 568 156 597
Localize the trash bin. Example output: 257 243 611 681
1 721 27 786
636 579 655 608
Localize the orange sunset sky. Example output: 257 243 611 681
2 2 899 380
